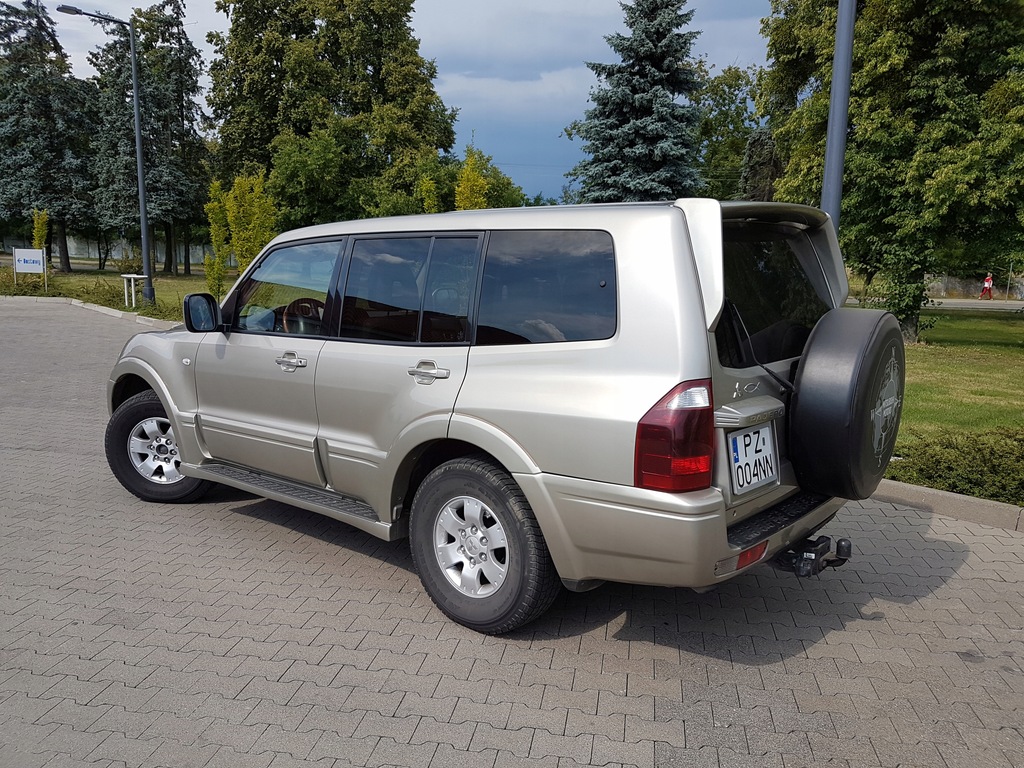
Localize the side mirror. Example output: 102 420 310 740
183 293 223 333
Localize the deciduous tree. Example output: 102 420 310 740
761 0 1024 339
695 63 759 200
212 0 457 221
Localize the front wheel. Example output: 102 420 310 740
409 457 561 634
104 391 212 503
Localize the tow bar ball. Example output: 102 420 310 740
775 535 853 577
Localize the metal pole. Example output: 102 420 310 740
127 20 154 303
56 5 154 303
821 0 857 232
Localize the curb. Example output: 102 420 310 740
1 294 178 330
872 479 1024 533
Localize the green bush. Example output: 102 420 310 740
114 245 143 276
0 265 44 294
886 427 1024 506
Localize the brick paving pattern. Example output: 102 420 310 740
1 299 1022 768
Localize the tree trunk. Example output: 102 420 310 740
899 315 919 344
54 219 73 273
182 225 192 275
163 223 174 274
149 230 157 279
99 231 108 271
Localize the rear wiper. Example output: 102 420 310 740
727 301 796 394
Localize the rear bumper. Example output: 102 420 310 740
515 472 845 589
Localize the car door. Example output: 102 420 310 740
194 240 343 487
315 235 479 513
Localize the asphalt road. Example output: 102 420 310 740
1 298 1022 768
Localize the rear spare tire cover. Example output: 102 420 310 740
789 308 905 500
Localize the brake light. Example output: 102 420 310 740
635 379 714 492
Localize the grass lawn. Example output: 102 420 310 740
902 310 1024 434
888 310 1024 505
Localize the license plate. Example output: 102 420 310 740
729 424 778 494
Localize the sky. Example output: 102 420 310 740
52 0 772 199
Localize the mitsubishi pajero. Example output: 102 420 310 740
105 200 905 633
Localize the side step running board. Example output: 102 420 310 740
189 462 403 542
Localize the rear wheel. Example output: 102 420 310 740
409 457 561 634
105 391 212 503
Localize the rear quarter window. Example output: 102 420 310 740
476 230 617 345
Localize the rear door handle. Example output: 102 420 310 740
275 352 308 372
408 360 450 384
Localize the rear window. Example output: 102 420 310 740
477 230 616 345
716 223 831 366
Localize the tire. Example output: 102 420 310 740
789 308 905 500
409 457 562 634
104 390 212 503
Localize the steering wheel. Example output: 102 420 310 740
282 297 326 335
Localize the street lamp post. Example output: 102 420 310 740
57 4 154 303
821 0 857 234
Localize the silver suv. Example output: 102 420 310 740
105 200 905 633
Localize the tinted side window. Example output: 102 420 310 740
341 238 430 342
339 236 480 344
477 230 617 345
716 225 830 366
422 238 479 343
232 242 342 335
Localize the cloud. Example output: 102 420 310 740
437 66 596 126
413 2 623 76
56 0 773 198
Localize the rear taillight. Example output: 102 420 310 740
635 379 714 492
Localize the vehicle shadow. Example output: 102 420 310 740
519 503 974 665
227 497 972 663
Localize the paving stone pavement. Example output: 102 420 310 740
1 298 1022 768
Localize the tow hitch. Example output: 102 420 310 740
775 535 852 577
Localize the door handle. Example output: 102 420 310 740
275 352 308 372
408 360 450 384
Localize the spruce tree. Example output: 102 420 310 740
0 1 95 271
90 2 208 275
567 0 704 202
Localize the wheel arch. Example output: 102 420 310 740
110 372 154 412
107 358 204 466
387 415 542 529
389 436 581 596
391 439 508 533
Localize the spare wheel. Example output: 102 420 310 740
789 308 905 500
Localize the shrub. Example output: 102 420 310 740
886 428 1024 506
32 209 48 250
114 244 143 276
